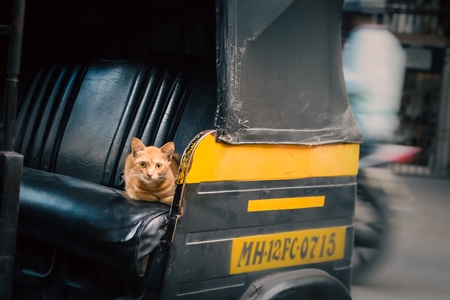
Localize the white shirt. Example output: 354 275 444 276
343 24 406 142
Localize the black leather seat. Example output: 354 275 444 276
19 167 169 276
13 53 217 296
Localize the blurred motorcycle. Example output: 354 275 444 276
352 144 421 283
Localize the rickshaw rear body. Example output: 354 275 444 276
160 131 358 299
0 0 362 299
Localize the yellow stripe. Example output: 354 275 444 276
247 196 325 212
184 131 359 184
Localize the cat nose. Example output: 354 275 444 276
146 172 153 178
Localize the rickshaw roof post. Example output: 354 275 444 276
215 0 363 146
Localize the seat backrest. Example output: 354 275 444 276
15 54 217 188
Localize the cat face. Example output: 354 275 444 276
130 138 174 184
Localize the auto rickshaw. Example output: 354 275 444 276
0 0 362 299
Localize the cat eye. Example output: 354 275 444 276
155 162 162 170
139 161 147 168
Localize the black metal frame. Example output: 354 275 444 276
2 0 25 151
0 0 26 298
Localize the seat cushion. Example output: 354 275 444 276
19 167 169 276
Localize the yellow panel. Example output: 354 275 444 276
230 226 346 275
184 131 359 183
247 196 325 212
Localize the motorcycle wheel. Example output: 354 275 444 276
352 182 390 283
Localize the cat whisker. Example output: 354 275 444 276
124 138 178 205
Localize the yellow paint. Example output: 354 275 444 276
230 226 346 275
247 196 325 212
176 132 204 184
185 131 359 183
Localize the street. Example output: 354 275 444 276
352 171 450 300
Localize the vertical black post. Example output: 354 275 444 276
3 0 26 151
1 0 26 298
0 153 23 299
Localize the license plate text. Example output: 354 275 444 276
230 227 346 274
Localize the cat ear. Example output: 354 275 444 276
131 137 145 157
160 142 175 162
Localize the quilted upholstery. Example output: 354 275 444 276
14 54 217 277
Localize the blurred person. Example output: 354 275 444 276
342 12 406 156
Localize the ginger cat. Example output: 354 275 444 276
124 137 180 205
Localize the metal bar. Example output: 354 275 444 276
3 79 20 152
0 152 23 300
2 0 26 151
7 0 26 76
0 0 26 298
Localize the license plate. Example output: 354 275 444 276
230 226 346 274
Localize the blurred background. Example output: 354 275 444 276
342 0 450 178
342 1 450 299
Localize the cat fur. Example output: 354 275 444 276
124 137 180 205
